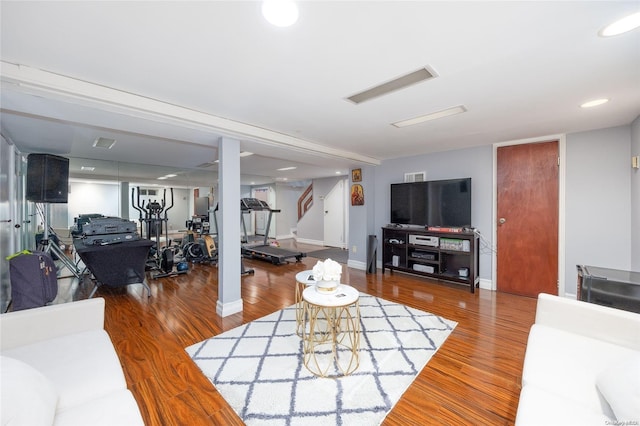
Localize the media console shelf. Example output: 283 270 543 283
382 226 480 293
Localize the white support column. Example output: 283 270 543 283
120 182 130 220
216 137 243 317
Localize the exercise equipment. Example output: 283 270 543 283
182 233 218 265
240 198 306 265
131 187 188 278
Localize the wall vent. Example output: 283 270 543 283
404 171 426 183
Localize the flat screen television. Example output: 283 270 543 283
390 178 471 227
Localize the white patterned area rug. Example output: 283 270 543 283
186 294 457 425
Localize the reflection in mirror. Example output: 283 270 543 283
51 158 218 239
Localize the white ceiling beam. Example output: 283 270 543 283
1 61 381 166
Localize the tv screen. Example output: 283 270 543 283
390 182 429 226
390 178 471 227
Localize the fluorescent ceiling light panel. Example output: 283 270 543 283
580 98 609 108
599 12 640 37
80 166 95 171
93 137 116 149
392 105 467 128
277 166 297 171
347 67 438 104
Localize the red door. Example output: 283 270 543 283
497 141 559 297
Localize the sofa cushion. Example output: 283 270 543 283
53 389 144 426
515 384 611 426
522 324 636 417
1 355 58 425
1 329 127 412
596 354 640 422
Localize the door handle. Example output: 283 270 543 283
1 219 11 223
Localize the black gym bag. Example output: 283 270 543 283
8 250 58 311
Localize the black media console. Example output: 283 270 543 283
382 226 480 293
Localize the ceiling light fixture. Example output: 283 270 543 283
262 0 299 27
392 105 467 128
599 12 640 37
277 166 297 171
80 166 95 171
93 137 116 149
347 67 438 104
580 98 609 108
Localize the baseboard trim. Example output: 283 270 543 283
347 259 367 270
216 298 243 317
296 238 324 247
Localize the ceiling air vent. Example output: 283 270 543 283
196 162 216 168
93 137 116 149
404 171 426 183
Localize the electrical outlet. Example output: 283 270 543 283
352 245 357 253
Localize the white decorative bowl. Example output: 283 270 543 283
315 279 339 294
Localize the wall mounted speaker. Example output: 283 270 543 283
26 154 70 203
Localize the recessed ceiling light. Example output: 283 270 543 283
157 176 168 180
335 171 341 175
277 166 297 171
392 105 467 128
262 0 298 27
164 174 177 178
599 12 640 37
93 137 116 149
580 98 609 108
80 166 95 171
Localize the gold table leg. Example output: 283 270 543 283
301 299 360 377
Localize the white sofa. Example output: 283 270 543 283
516 293 640 425
0 298 144 426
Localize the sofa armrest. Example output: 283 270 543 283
0 298 105 351
535 293 640 351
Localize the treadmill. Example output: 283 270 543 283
240 198 306 265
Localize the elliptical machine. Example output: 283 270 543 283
132 187 188 278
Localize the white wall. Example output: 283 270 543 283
349 123 637 292
631 116 640 271
565 125 632 295
67 182 191 233
296 176 344 245
275 182 306 240
366 145 494 280
68 181 120 225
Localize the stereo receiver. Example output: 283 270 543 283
409 234 439 247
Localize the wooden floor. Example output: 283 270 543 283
61 241 537 425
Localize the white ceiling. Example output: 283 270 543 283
1 1 639 187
